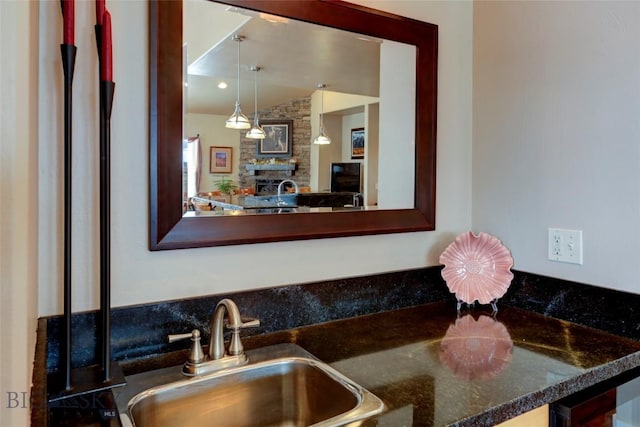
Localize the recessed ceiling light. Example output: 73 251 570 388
218 82 228 89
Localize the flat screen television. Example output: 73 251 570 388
330 162 361 193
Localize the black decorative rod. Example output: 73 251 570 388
60 41 77 393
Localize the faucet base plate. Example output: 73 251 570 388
182 353 248 376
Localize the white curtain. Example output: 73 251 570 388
184 135 201 196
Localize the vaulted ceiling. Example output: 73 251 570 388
184 0 381 115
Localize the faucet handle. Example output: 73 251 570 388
223 317 260 330
168 329 205 364
241 318 260 328
226 317 260 329
168 332 194 342
225 318 260 357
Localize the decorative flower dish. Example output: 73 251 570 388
439 314 513 381
439 232 514 306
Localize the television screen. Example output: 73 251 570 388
330 163 361 193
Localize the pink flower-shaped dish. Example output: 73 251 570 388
439 232 513 305
440 314 513 381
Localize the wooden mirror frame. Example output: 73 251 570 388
149 0 437 250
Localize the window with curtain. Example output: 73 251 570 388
183 135 201 200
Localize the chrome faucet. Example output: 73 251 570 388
277 179 299 205
168 298 259 376
209 298 259 360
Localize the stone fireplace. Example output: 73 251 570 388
238 97 311 191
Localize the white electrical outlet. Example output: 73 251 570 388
548 228 583 264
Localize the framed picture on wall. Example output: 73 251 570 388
256 120 293 158
351 127 365 159
209 146 232 173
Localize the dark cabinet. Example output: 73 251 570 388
551 368 640 427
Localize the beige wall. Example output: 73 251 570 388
377 39 416 210
473 1 640 293
1 1 39 425
1 1 473 423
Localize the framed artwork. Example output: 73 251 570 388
256 120 293 158
209 146 232 173
351 127 365 159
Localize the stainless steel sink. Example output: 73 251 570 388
117 344 384 427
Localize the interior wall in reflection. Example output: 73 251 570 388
185 113 241 193
377 40 415 210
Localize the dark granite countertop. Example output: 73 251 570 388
108 301 640 427
236 301 640 426
35 265 640 427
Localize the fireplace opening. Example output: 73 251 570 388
255 179 293 195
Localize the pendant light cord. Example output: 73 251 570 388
313 83 331 144
320 84 326 131
254 67 258 120
321 88 324 129
236 37 241 104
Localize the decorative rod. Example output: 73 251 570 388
60 0 77 392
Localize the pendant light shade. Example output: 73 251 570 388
225 35 250 130
313 133 332 145
246 66 266 139
246 126 266 139
313 84 331 145
226 101 250 129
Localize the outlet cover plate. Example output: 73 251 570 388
548 228 583 264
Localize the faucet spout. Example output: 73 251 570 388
277 179 299 205
172 298 259 376
209 299 245 360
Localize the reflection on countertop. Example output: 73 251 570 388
241 301 640 427
439 314 513 381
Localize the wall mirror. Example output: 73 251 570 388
149 0 438 250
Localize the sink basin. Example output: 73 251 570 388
118 344 384 427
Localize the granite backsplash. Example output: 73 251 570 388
43 267 640 374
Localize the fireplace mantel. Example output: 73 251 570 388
245 164 297 176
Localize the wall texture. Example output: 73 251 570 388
34 0 474 316
473 1 640 293
1 2 39 425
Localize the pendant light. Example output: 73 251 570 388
246 66 266 139
313 84 331 145
225 35 250 129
